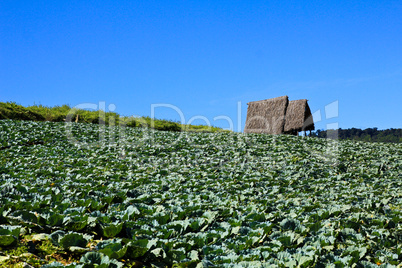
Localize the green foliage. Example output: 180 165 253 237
59 233 89 250
0 120 401 267
0 102 45 121
0 235 17 247
0 233 79 267
0 101 227 133
312 128 402 143
77 252 124 268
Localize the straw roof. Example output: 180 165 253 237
244 96 314 135
244 95 289 134
284 99 315 134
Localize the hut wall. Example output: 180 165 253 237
284 99 307 133
244 95 288 134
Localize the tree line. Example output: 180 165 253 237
310 128 402 143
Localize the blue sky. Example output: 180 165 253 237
1 0 401 131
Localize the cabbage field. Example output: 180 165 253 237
0 119 401 267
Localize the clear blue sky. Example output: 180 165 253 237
1 0 401 131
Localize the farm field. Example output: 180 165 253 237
0 119 401 267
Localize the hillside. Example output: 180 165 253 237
0 102 226 133
0 119 401 267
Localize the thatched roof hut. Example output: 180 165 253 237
244 96 314 135
284 99 315 135
244 95 288 134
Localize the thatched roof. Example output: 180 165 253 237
284 99 315 133
244 96 315 135
244 95 289 134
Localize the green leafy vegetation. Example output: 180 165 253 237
0 119 401 267
312 128 402 143
0 102 226 133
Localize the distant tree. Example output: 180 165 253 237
310 128 401 143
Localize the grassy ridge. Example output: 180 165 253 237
0 102 227 133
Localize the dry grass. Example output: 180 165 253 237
244 95 288 134
245 96 314 135
284 99 315 134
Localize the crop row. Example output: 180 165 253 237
0 120 401 267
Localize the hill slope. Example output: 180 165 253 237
0 120 401 267
0 102 226 133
